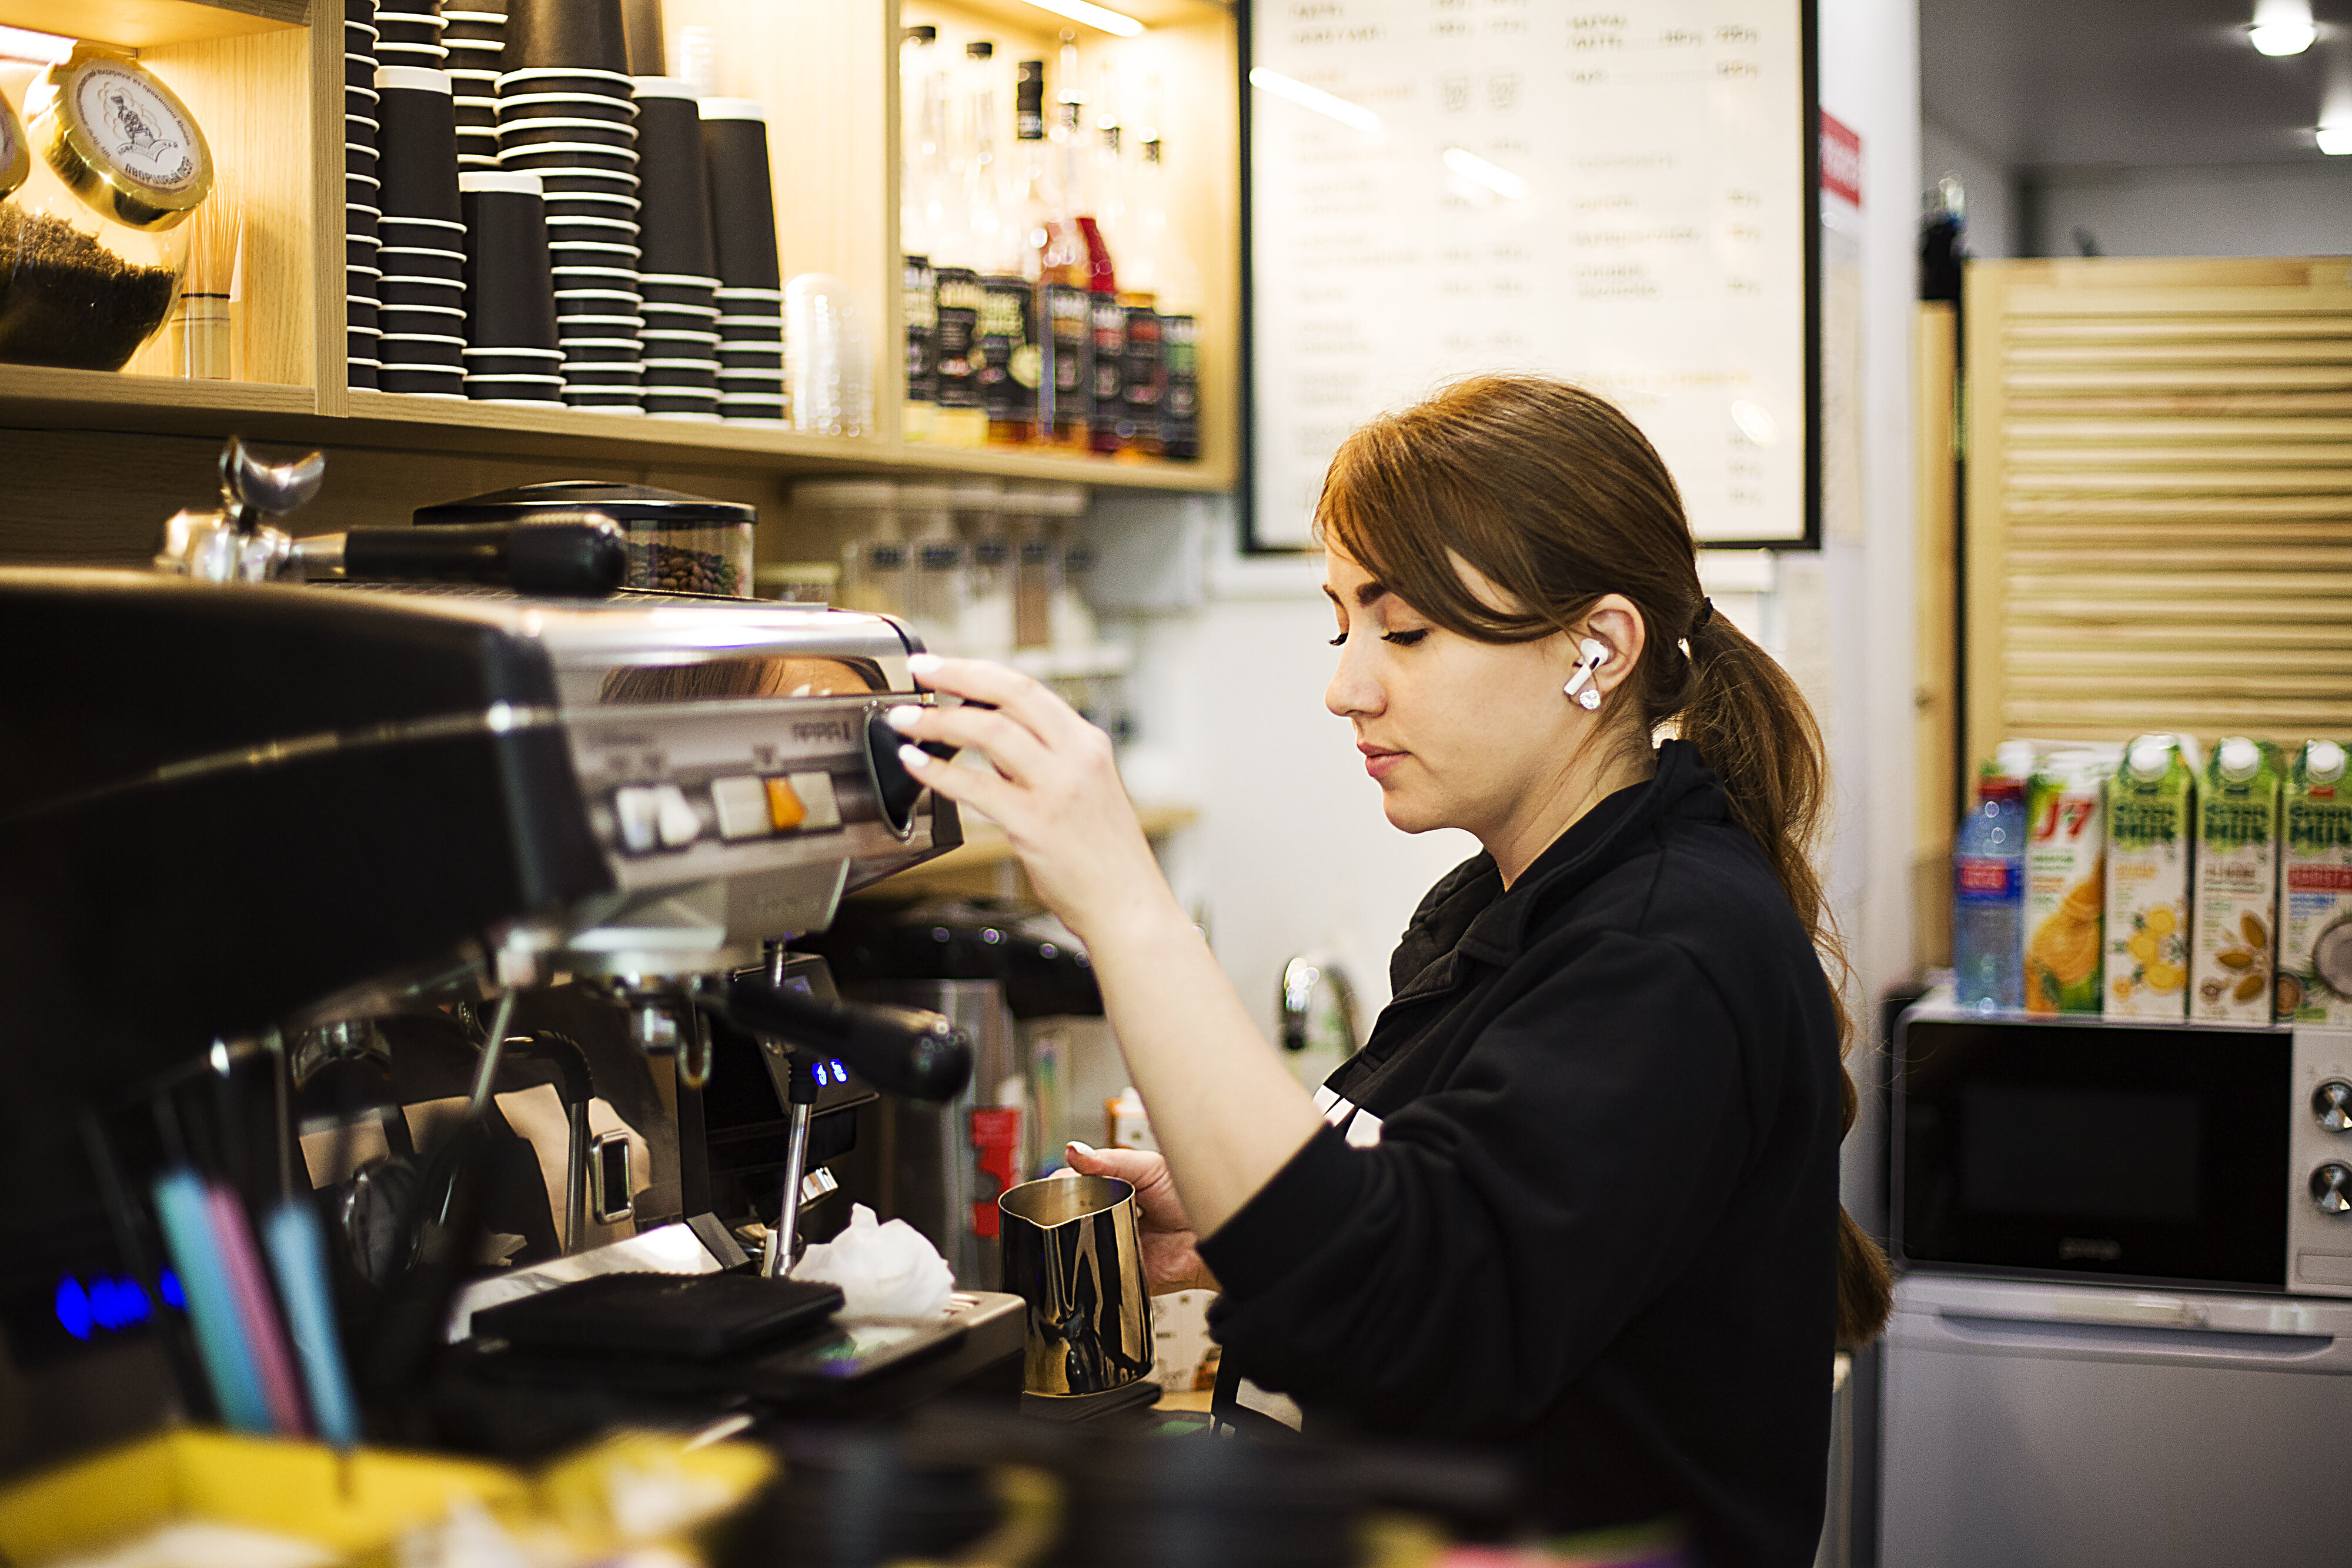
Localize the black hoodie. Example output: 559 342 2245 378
1198 740 1842 1567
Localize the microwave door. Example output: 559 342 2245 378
1897 1016 2291 1290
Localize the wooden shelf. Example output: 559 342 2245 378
0 0 300 50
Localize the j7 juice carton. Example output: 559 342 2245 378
2190 737 2281 1024
2025 752 2110 1015
2278 740 2352 1026
2104 734 2197 1020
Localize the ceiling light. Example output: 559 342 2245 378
2250 0 2317 55
1021 0 1144 38
2319 125 2352 153
1248 67 1381 134
1442 146 1529 200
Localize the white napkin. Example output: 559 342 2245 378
790 1203 954 1318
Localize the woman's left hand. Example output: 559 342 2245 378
886 654 1175 947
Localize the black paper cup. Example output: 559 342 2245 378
349 360 380 390
348 327 379 358
498 116 636 148
646 394 720 413
346 79 380 108
442 11 505 43
346 139 380 176
555 288 640 313
626 80 716 280
699 99 779 291
717 349 784 375
558 336 642 363
534 172 639 201
380 272 467 306
502 0 626 74
640 311 715 339
347 259 382 288
563 370 645 392
466 374 564 402
375 66 461 221
459 169 563 350
346 233 381 271
640 330 717 354
465 345 562 373
347 20 379 49
346 109 379 143
346 0 376 22
382 365 469 396
543 192 639 222
382 299 467 330
453 97 497 127
499 89 634 122
563 393 644 414
547 213 638 240
346 51 377 88
375 41 448 68
637 272 717 308
348 295 379 330
497 65 629 95
380 329 466 365
376 14 445 46
500 142 636 173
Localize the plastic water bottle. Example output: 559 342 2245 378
1953 768 2027 1010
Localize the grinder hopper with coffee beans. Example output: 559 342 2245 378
0 44 214 371
416 480 756 597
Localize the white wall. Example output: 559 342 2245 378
2029 161 2352 257
1922 116 2017 260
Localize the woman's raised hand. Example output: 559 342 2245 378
886 654 1175 947
1064 1142 1219 1294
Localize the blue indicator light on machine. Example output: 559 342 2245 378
831 1059 847 1081
160 1269 185 1310
54 1271 178 1340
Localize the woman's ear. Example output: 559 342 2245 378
1577 594 1648 697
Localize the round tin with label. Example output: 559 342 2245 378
34 45 213 230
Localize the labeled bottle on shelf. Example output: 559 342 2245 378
984 59 1051 447
901 25 948 442
1084 66 1128 456
927 41 1000 450
1034 39 1102 452
1953 754 2029 1011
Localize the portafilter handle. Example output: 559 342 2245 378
704 973 973 1104
219 436 326 536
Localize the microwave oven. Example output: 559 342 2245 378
1894 1008 2352 1297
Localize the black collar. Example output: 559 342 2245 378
1387 740 1725 1004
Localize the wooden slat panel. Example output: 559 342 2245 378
1967 256 2352 766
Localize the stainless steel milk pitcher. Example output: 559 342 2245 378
998 1173 1154 1395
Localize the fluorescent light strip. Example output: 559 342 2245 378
0 24 73 64
2251 21 2317 54
2319 125 2352 155
1020 0 1145 38
1443 145 1529 200
1247 67 1380 135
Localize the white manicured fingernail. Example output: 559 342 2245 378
906 653 944 674
897 743 931 771
884 704 923 733
1067 1140 1096 1157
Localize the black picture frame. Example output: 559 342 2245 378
1237 0 1824 555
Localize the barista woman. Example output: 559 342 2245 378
883 375 1892 1568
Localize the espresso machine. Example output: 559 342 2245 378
0 442 1024 1464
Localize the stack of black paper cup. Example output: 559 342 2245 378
459 170 565 402
443 2 505 168
500 0 641 413
346 0 382 388
376 65 467 398
374 0 447 69
700 98 784 424
630 77 719 422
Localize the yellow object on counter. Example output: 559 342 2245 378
0 1430 526 1567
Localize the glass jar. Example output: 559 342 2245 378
0 45 213 371
414 481 757 597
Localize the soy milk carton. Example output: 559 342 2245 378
2025 753 2110 1015
2278 740 2352 1025
2190 737 2282 1024
2103 734 2197 1020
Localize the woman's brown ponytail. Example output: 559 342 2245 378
1318 372 1895 1346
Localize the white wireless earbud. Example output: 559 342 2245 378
1563 638 1607 710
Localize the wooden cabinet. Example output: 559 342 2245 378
0 0 1238 542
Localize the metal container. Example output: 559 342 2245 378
998 1173 1152 1396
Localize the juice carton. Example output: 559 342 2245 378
2190 737 2282 1024
2025 751 2111 1014
2104 734 2198 1019
2278 740 2352 1025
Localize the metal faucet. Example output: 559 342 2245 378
1278 952 1361 1055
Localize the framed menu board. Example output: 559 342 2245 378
1242 0 1820 550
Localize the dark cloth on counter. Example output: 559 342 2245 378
1198 739 1842 1568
